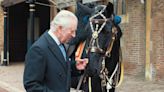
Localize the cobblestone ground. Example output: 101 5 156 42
116 75 164 92
0 62 24 92
0 62 164 92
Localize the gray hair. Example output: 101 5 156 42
50 10 78 31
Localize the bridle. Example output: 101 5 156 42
87 5 118 58
75 5 119 92
87 5 108 55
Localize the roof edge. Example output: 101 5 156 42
1 0 26 7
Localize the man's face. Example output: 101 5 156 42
60 21 77 43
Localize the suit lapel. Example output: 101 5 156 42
44 32 68 72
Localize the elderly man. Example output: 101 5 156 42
23 10 88 92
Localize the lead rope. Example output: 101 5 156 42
76 73 85 92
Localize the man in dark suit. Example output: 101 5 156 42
23 10 88 92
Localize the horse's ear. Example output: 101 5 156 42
106 2 114 17
76 2 93 15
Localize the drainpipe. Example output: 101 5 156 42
145 0 152 81
27 0 35 49
2 7 9 66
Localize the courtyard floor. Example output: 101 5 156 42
0 62 164 92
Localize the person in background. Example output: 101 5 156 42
23 10 88 92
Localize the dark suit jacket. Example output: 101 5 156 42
23 31 72 92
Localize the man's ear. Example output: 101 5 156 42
56 25 63 32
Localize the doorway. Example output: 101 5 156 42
8 2 50 61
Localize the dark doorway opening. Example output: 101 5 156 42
8 2 50 62
9 2 28 62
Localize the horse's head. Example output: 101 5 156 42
71 2 121 77
84 2 121 77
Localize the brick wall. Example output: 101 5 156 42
151 0 164 80
121 0 164 80
122 0 145 76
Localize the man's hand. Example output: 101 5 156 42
75 58 88 70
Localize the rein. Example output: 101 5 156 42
99 26 118 92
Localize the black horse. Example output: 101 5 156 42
68 2 122 92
